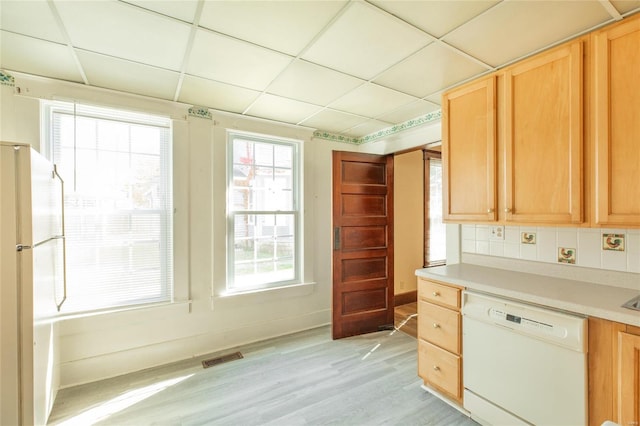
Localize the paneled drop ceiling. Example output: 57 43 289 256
1 0 639 141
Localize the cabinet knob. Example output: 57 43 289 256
505 208 512 213
432 291 440 297
433 366 440 371
433 323 440 329
487 208 494 213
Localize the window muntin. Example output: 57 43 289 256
227 133 300 292
44 101 173 312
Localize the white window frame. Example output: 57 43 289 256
226 131 301 293
42 100 174 313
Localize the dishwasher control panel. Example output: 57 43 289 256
489 308 562 338
462 291 587 352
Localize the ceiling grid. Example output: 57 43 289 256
1 0 638 143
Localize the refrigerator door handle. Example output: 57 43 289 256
26 235 65 249
53 164 67 312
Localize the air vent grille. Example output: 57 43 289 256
201 351 243 369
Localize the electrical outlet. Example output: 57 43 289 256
490 225 505 240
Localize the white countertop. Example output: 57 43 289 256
416 264 640 327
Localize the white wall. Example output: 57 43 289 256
1 70 440 392
1 73 345 388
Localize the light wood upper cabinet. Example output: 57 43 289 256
442 14 640 227
442 76 497 222
442 40 585 225
503 40 584 224
593 16 640 227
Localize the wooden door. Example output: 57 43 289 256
594 15 640 226
504 39 584 224
332 151 394 339
442 76 497 222
619 332 640 426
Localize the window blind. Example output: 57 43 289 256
45 101 173 312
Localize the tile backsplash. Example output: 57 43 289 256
462 225 640 273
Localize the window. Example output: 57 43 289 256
43 101 173 312
227 132 300 292
424 150 446 266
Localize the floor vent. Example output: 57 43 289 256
202 351 243 369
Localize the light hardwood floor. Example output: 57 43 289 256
48 326 476 426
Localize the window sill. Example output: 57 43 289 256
215 282 317 303
40 299 192 324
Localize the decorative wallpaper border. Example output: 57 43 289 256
311 132 361 145
188 106 212 120
0 70 15 87
313 109 442 145
4 66 436 145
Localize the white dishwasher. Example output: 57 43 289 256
462 291 588 426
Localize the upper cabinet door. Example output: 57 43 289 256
594 16 640 227
442 76 497 222
503 40 584 224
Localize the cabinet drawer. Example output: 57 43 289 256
419 339 461 400
418 300 461 354
418 278 460 309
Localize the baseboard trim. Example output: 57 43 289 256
395 290 417 306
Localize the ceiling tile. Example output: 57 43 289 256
299 109 369 134
54 0 191 71
302 1 433 80
443 1 613 67
370 0 500 38
178 75 260 114
77 50 179 100
187 29 293 91
244 94 323 125
0 0 65 43
425 93 442 106
121 0 199 23
200 1 348 56
378 100 440 125
610 1 640 14
374 42 490 98
0 32 82 83
267 60 365 106
330 83 418 119
342 119 392 138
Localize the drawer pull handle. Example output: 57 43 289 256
432 291 440 297
433 366 440 371
432 323 440 329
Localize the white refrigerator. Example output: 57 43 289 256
1 142 65 425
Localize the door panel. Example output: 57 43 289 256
332 151 394 339
504 40 583 224
594 17 640 226
342 226 386 250
442 76 497 221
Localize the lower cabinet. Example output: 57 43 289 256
588 317 640 426
417 277 463 403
